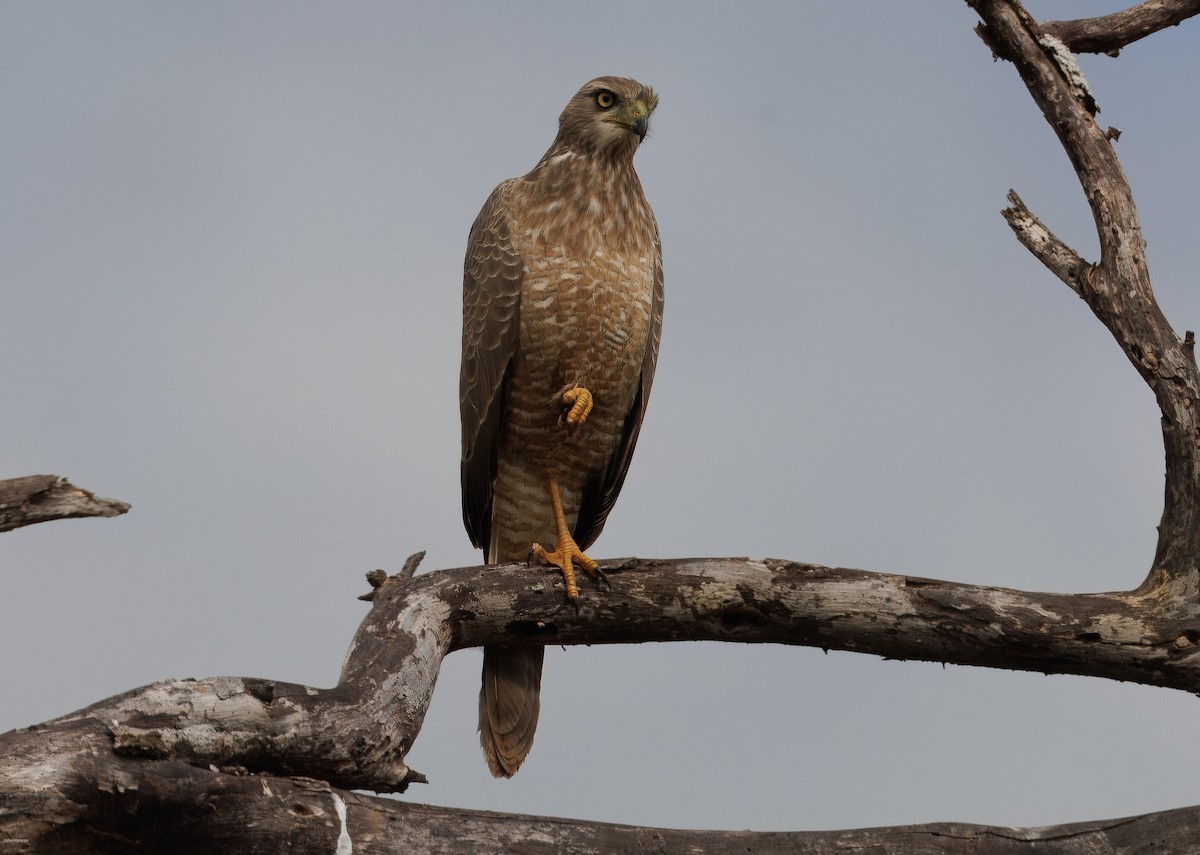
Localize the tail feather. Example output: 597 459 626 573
479 645 544 777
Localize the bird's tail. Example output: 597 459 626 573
479 645 543 777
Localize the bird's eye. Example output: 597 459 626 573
594 90 616 109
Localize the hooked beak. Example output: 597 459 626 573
618 98 651 141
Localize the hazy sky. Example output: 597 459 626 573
4 1 1200 834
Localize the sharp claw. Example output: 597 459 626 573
557 386 593 428
594 566 611 591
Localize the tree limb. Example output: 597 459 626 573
0 474 130 533
5 557 1200 850
1043 0 1200 55
970 0 1200 596
5 749 1200 855
1000 190 1092 297
7 557 1200 797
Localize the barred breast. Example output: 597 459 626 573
488 237 655 562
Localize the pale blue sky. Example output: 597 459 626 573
3 1 1200 832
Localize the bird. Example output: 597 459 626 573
459 76 663 777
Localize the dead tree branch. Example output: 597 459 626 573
5 746 1200 855
1043 0 1200 55
971 0 1200 599
5 556 1200 850
1000 191 1093 295
0 474 130 533
64 557 1200 787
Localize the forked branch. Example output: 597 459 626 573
971 0 1200 594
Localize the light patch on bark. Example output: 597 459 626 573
987 589 1063 624
332 792 352 854
1038 32 1097 111
1092 611 1156 644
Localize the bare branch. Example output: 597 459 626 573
0 475 130 533
9 557 1196 796
4 747 1198 855
970 0 1200 594
6 557 1200 851
1000 190 1092 297
1043 0 1200 55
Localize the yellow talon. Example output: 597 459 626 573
531 538 596 603
558 386 593 427
530 476 601 603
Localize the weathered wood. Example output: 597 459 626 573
0 475 130 533
5 745 1200 855
972 0 1200 597
4 556 1200 798
5 543 1200 852
1043 0 1200 54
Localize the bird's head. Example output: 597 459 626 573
556 76 658 157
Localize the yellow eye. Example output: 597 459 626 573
595 90 616 109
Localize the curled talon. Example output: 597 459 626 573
558 386 594 427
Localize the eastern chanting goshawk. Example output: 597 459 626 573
459 76 663 776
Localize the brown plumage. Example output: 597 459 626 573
460 76 663 777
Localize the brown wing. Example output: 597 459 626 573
573 230 665 550
460 181 523 555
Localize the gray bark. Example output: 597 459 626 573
4 554 1200 852
0 474 130 533
6 743 1200 854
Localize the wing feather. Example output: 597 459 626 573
573 230 664 549
460 182 523 554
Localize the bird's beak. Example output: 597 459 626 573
619 99 651 141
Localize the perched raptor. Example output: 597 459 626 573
460 76 663 777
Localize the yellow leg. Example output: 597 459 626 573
530 476 605 604
558 386 593 428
